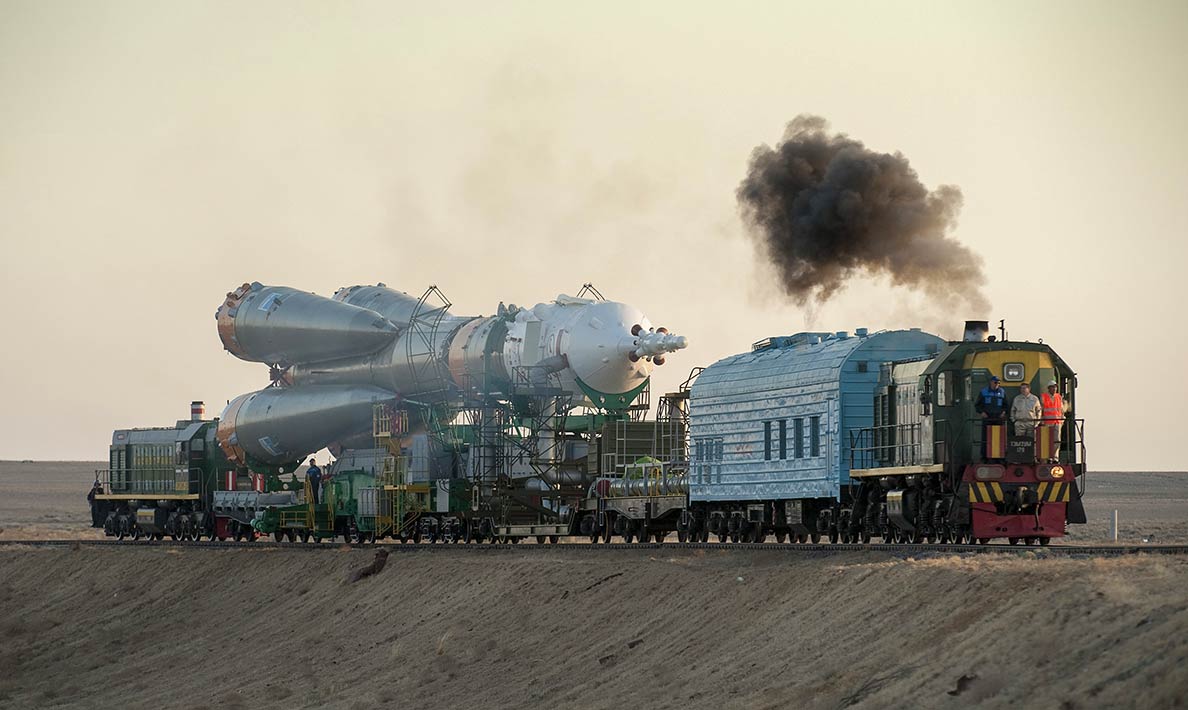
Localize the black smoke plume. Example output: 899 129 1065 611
737 115 988 311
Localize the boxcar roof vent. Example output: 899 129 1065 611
963 320 990 342
835 331 849 339
855 327 869 337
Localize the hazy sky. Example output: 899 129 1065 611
1 1 1185 469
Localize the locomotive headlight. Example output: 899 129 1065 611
1003 363 1025 381
975 465 1004 480
1036 465 1066 481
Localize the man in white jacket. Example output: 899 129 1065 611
1010 382 1042 437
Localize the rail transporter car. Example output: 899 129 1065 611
89 319 1085 546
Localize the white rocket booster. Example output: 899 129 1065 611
214 282 687 465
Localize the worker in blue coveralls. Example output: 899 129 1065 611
975 376 1007 461
306 458 322 505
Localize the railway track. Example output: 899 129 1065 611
2 539 1186 556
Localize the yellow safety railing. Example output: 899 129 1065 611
279 479 315 529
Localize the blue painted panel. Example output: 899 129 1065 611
688 329 945 503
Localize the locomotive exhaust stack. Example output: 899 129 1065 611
963 320 990 342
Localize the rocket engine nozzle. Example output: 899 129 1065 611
632 329 689 360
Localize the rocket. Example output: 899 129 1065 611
214 282 687 466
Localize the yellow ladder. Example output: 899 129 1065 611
374 404 412 537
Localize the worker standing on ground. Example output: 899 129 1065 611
1010 382 1042 437
1042 380 1066 461
306 458 322 505
975 376 1007 461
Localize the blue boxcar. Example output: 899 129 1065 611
688 328 945 502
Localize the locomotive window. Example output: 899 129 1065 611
1003 363 1025 382
856 361 868 373
192 438 205 451
778 420 787 460
810 416 821 457
937 372 950 406
794 419 805 458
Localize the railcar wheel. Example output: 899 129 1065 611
273 531 283 542
654 532 666 544
549 535 559 545
882 529 895 544
623 528 634 544
300 531 311 544
977 538 990 545
809 533 820 544
775 531 787 543
717 531 727 544
1009 537 1021 546
677 528 688 543
1039 537 1051 546
1025 537 1037 546
602 521 613 544
131 527 142 541
536 535 546 545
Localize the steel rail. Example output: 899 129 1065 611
2 539 1186 556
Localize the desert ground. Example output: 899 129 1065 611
1 546 1187 709
1 462 1187 709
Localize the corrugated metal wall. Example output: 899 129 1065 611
688 329 944 502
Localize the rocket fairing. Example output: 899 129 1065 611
217 284 398 367
214 282 687 466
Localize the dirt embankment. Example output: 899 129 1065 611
1 547 1186 709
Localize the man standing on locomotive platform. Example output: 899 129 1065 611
306 458 322 505
1042 380 1066 462
1011 382 1042 436
975 376 1007 461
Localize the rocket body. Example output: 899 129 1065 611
214 282 686 466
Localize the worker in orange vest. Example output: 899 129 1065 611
1041 380 1065 462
